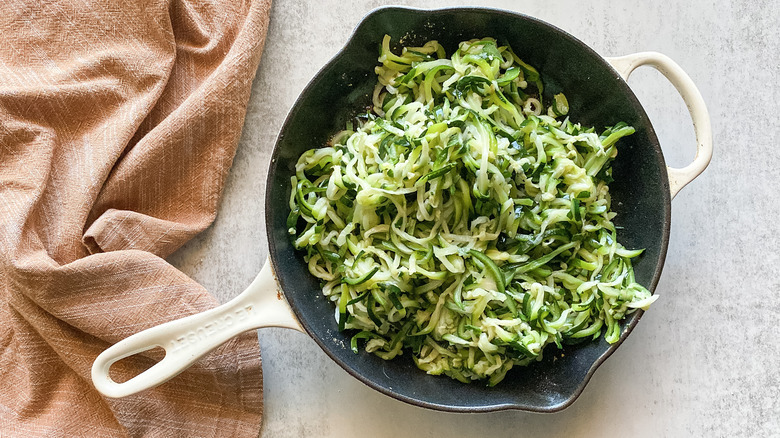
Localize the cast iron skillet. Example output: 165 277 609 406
92 6 712 412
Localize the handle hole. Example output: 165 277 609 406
108 346 166 384
626 67 696 170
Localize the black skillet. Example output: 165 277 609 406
92 6 712 412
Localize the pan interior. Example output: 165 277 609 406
265 7 670 412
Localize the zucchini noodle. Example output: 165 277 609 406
288 36 656 385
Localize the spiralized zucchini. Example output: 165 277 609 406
288 36 656 385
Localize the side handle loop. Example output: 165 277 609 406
606 52 712 199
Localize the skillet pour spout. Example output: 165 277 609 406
92 6 712 413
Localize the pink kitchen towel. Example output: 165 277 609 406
0 0 272 435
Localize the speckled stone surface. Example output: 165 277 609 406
167 1 780 436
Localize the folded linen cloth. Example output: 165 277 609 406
0 0 272 435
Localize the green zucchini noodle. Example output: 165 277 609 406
288 35 656 385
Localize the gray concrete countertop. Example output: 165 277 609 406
168 1 779 436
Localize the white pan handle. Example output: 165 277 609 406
606 52 712 199
91 259 303 398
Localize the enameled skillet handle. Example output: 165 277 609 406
91 259 303 398
605 52 713 199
